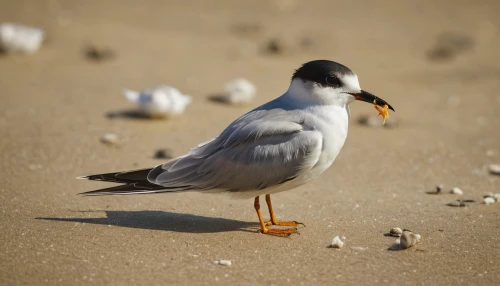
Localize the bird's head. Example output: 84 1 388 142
289 60 394 112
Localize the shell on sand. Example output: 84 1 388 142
221 78 257 105
123 86 192 118
0 23 44 54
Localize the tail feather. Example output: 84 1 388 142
78 168 191 196
78 168 153 183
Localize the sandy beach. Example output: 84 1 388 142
1 0 500 285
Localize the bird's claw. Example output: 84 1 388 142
258 227 298 237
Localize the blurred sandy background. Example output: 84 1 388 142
1 0 499 285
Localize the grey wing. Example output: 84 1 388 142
147 111 323 194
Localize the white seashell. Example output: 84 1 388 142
450 187 463 195
483 196 495 205
331 236 344 249
388 227 403 237
400 230 421 249
488 164 500 175
214 260 232 266
123 86 192 118
221 78 256 105
0 23 44 54
100 133 120 146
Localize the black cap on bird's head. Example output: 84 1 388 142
292 60 394 111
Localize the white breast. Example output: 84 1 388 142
303 104 350 179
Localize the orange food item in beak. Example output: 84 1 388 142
373 99 389 125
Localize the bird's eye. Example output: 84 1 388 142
325 76 341 87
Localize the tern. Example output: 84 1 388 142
79 60 394 237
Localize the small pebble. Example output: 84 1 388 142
330 236 344 249
488 164 500 175
85 45 116 62
447 200 466 207
400 230 421 249
483 196 495 205
264 38 285 55
100 133 120 146
153 149 173 160
388 227 403 237
214 260 232 266
221 78 257 105
450 187 463 195
427 184 443 195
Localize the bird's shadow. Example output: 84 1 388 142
37 210 257 234
105 109 160 120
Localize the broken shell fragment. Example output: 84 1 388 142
400 230 421 249
214 260 232 266
331 236 344 249
450 187 463 195
100 133 120 146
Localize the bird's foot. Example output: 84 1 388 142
265 220 305 227
258 226 298 237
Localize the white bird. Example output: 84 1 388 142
222 78 257 104
123 86 192 118
80 60 394 236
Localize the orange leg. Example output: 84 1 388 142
254 196 297 237
264 194 305 227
